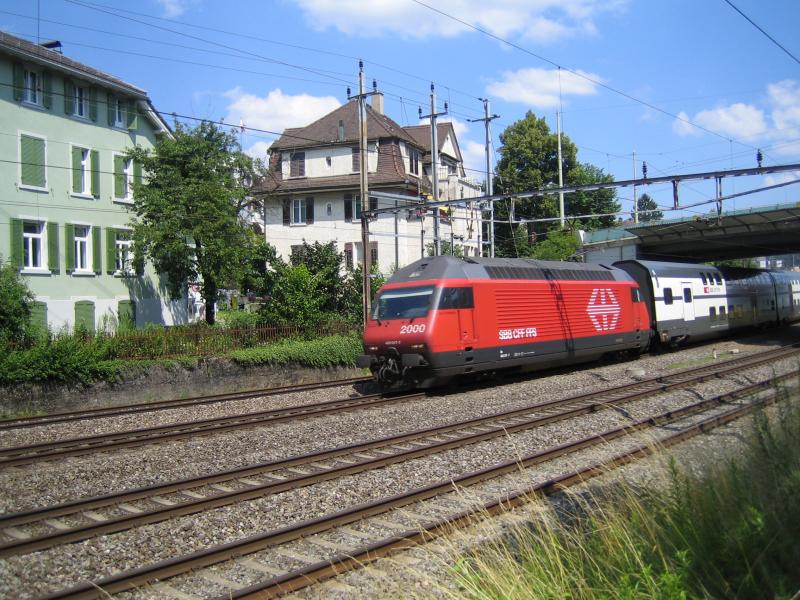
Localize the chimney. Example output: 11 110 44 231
371 92 384 115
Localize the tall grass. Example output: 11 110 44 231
449 386 800 600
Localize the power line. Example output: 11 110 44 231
722 0 800 66
410 0 770 153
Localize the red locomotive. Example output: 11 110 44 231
357 256 652 387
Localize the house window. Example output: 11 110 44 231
326 202 333 216
74 225 91 271
370 241 379 265
292 198 306 224
409 148 420 175
290 151 305 177
23 221 44 269
20 134 46 189
114 98 126 128
72 147 90 195
344 242 354 270
325 156 332 168
73 84 88 118
23 69 40 105
115 235 133 273
290 245 306 262
352 147 360 172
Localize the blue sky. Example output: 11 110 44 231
4 0 800 221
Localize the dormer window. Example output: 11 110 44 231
409 148 420 175
290 151 305 177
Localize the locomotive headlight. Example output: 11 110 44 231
411 343 426 350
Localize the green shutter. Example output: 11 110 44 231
118 299 135 330
13 62 24 101
20 135 46 188
30 301 48 333
107 92 115 126
42 71 52 109
88 87 97 121
64 78 75 114
74 300 95 333
134 160 142 186
106 228 117 274
9 219 23 269
72 147 83 193
92 226 102 274
64 223 75 273
47 222 59 274
127 99 138 130
114 155 124 198
90 150 100 198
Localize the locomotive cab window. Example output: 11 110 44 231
437 287 474 310
663 288 673 305
372 286 434 320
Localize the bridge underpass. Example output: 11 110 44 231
581 201 800 264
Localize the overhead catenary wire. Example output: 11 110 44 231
721 0 800 67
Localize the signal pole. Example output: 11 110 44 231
469 99 499 257
557 110 565 228
347 61 380 325
419 83 448 256
632 150 638 224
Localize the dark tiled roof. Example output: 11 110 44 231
403 122 458 154
0 31 147 97
257 140 431 196
270 100 420 150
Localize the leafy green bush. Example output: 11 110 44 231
227 334 362 368
217 309 264 328
0 258 35 347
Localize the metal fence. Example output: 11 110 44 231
69 321 359 360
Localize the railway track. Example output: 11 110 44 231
1 343 797 471
2 343 798 559
0 376 373 431
38 368 798 600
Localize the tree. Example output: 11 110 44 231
259 263 325 327
635 193 663 222
0 258 34 346
127 121 263 325
492 111 620 256
530 229 581 261
289 241 343 313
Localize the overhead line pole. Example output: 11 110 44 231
347 61 381 325
420 83 448 256
469 99 499 257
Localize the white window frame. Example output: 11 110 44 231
115 234 134 274
73 84 88 118
291 198 306 225
22 220 46 271
18 130 48 192
73 224 92 272
408 147 420 176
114 97 126 128
23 67 41 106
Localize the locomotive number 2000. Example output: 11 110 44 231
400 324 426 334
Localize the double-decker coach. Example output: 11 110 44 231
358 256 651 387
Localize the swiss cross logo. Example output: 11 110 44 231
587 288 621 332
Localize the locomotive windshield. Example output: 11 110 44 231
372 286 434 320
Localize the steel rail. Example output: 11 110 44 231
40 374 795 600
0 390 425 469
228 388 789 600
0 377 373 430
2 343 798 556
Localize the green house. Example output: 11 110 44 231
0 32 188 332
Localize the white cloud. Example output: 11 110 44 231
291 0 625 43
673 104 767 140
156 0 187 18
486 67 603 109
243 140 273 162
224 87 341 140
462 140 489 181
763 171 800 187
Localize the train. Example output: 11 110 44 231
356 256 800 388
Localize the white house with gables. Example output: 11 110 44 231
255 95 482 273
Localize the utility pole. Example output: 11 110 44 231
557 110 565 228
347 61 380 325
469 99 499 257
632 150 638 224
419 83 448 256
